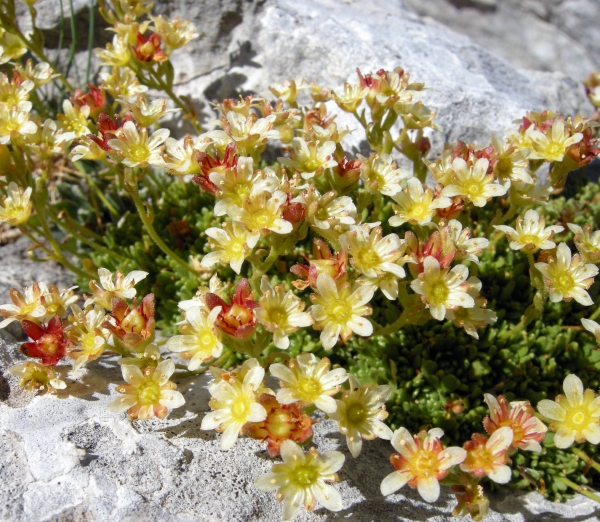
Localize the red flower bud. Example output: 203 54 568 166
104 294 155 351
20 316 70 366
205 279 258 338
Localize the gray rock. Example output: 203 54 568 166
1 339 599 522
400 0 600 81
4 1 600 520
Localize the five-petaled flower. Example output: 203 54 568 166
537 374 600 449
381 427 467 502
254 440 344 521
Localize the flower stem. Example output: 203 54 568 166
130 186 198 277
555 476 600 503
572 447 600 474
249 246 280 294
372 310 409 337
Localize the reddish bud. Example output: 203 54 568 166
205 279 258 338
20 316 70 366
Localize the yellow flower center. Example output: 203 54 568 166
128 143 151 163
137 381 161 405
429 281 449 305
82 332 102 354
356 248 381 271
544 142 565 160
565 405 593 428
408 449 440 479
291 464 319 487
346 402 366 425
303 155 322 172
496 158 513 177
519 234 542 246
230 393 254 422
464 180 484 200
267 410 294 438
553 269 575 293
295 376 323 403
410 201 430 222
251 210 271 229
329 300 352 323
268 306 288 326
463 445 494 473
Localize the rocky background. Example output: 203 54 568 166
2 0 600 520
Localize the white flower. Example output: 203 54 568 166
389 178 451 226
201 361 267 450
495 210 563 253
446 220 489 264
255 277 313 349
0 182 32 226
254 440 344 521
201 221 259 274
359 153 412 196
108 121 169 168
535 243 598 305
270 353 347 414
410 257 474 321
166 306 223 370
279 137 336 179
441 158 506 207
330 374 393 457
309 273 375 350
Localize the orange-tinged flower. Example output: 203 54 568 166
205 278 258 339
20 316 70 366
132 32 167 63
483 394 547 453
381 427 466 502
108 359 184 420
243 394 315 457
104 294 156 352
291 238 348 291
460 427 513 483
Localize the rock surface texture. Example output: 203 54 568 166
399 0 600 81
3 0 600 520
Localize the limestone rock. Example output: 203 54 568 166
1 338 599 521
400 0 600 81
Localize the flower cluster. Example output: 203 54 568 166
2 2 600 516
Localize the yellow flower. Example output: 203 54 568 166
0 182 32 226
441 158 506 207
57 99 91 138
526 119 582 162
535 243 598 305
0 31 27 64
166 306 223 370
279 137 336 179
108 359 185 420
254 440 344 521
410 256 474 321
358 152 412 197
100 67 148 99
446 276 496 339
95 35 132 67
255 277 313 349
309 273 375 349
0 73 33 108
294 187 356 231
108 120 170 168
330 374 393 457
389 178 451 226
270 353 347 414
201 221 258 274
537 374 600 449
332 81 367 112
224 112 279 155
86 267 148 309
210 157 279 216
445 220 489 264
381 427 466 502
201 360 267 450
13 60 55 88
28 119 75 160
229 190 293 239
151 16 199 52
9 361 66 393
0 282 46 328
66 305 110 369
269 79 301 103
490 134 533 185
460 427 513 483
163 136 200 175
339 225 406 279
0 101 37 144
568 223 600 264
494 209 564 253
